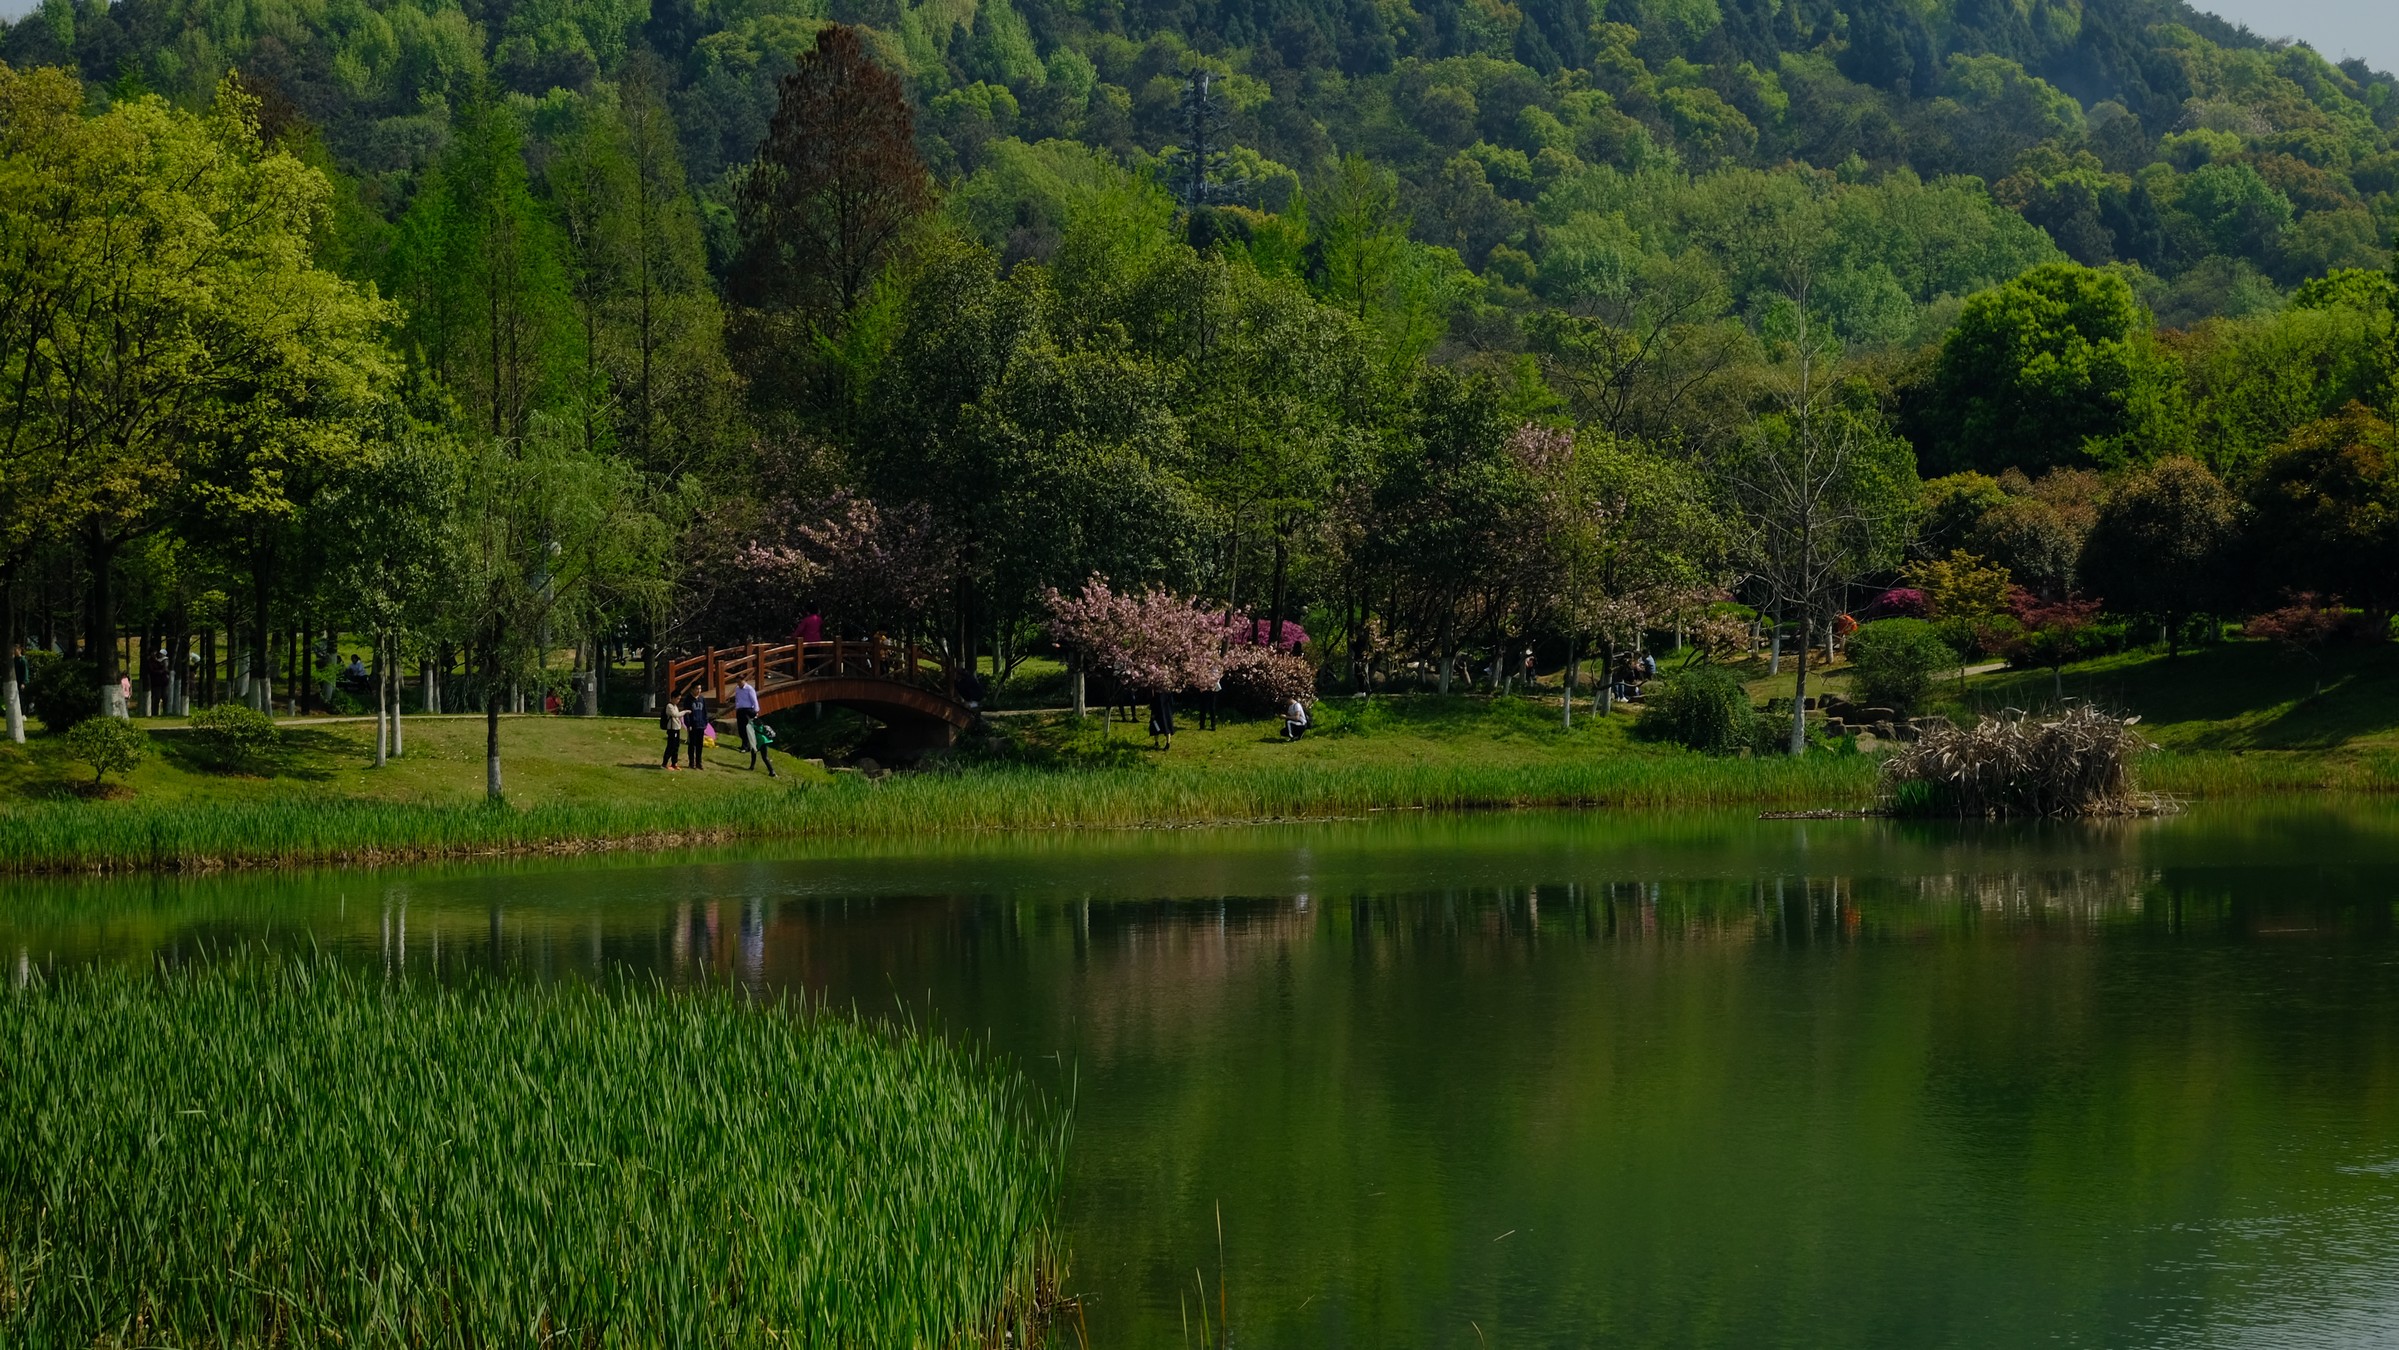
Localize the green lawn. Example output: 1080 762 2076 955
1926 640 2399 754
0 712 834 808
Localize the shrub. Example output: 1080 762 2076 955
1882 704 2156 817
188 702 280 771
1637 666 1755 755
1222 646 1316 714
1863 587 1931 620
64 716 148 785
24 652 100 730
1845 619 1957 713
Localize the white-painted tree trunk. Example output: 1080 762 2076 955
3 678 22 743
374 642 389 767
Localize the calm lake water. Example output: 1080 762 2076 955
10 805 2399 1348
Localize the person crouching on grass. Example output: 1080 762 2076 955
1282 696 1310 740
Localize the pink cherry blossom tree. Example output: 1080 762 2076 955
1043 577 1229 697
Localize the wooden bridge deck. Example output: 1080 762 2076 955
664 640 974 743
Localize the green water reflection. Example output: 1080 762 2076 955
8 805 2399 1348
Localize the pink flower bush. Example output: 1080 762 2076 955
1223 644 1316 713
1866 587 1931 620
1221 616 1309 652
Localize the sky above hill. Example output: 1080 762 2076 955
2197 0 2398 75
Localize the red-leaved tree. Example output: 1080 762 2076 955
1998 589 2102 701
2243 593 2368 694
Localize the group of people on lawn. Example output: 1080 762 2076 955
658 671 1311 766
660 678 777 777
1140 683 1309 751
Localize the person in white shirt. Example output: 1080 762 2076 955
734 678 761 767
1282 696 1310 741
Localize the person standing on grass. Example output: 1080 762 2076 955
734 677 760 765
1149 688 1176 750
1197 674 1221 731
661 694 683 770
684 685 708 770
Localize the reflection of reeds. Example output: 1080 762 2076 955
0 955 1067 1348
1882 706 2170 818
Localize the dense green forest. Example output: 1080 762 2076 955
2 0 2397 780
11 0 2396 324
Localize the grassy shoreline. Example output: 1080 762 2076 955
2 743 2392 875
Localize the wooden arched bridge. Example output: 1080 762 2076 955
665 638 975 752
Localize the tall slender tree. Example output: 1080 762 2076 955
732 24 933 423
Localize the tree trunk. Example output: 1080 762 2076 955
1072 656 1087 718
1598 649 1613 717
1562 635 1576 731
3 571 22 743
86 525 125 716
250 548 274 714
374 636 389 767
390 634 405 757
1268 533 1290 650
485 650 504 801
1790 614 1811 756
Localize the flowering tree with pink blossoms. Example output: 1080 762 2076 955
725 491 953 639
1043 577 1230 697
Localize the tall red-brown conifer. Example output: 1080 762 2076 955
733 25 932 352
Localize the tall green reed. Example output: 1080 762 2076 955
0 956 1066 1348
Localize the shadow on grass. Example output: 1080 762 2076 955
153 727 348 782
1935 641 2399 751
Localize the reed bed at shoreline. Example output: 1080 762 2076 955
0 956 1066 1348
0 749 2388 875
0 756 1881 873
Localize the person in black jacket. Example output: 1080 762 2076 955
684 686 709 769
1148 688 1176 750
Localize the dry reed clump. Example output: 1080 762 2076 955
1880 704 2172 818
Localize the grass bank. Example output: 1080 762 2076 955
3 640 2394 873
0 745 1882 872
0 956 1065 1348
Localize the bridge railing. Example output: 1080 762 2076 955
664 637 956 702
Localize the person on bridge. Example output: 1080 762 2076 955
661 695 683 771
734 677 760 762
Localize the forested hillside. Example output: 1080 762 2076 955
11 0 2397 316
2 0 2397 756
